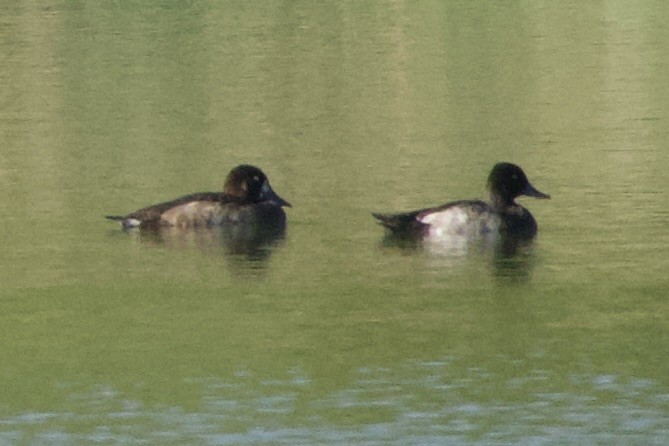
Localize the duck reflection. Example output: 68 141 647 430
491 238 537 280
379 232 537 279
134 220 287 262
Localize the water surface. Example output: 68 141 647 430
0 1 667 444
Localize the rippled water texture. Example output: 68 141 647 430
0 1 667 444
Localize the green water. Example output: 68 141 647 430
1 1 668 444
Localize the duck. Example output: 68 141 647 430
372 162 549 250
106 164 290 230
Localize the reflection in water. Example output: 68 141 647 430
115 221 287 271
491 239 537 281
379 233 537 280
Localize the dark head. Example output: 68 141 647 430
224 164 291 207
487 162 550 206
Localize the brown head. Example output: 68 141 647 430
224 164 291 206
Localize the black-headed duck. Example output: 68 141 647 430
373 162 549 250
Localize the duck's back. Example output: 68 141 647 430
110 192 225 229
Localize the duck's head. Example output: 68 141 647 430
224 164 291 207
487 162 550 205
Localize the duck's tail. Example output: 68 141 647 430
105 215 141 229
372 211 422 234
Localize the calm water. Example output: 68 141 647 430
1 1 668 445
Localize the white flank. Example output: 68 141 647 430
418 208 470 238
124 218 141 228
418 207 500 255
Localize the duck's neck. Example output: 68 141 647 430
490 193 512 211
490 194 524 215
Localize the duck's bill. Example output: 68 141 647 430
265 187 292 207
524 183 550 199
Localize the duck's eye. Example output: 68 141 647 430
511 174 519 181
253 175 260 182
